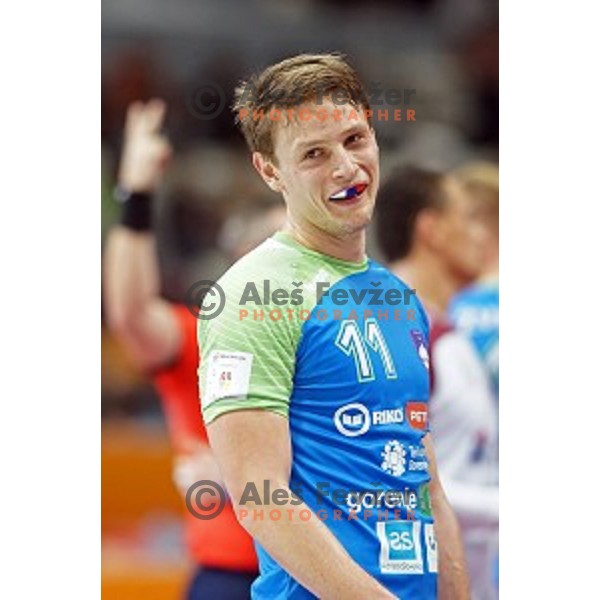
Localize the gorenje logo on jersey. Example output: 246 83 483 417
346 486 418 514
333 402 404 437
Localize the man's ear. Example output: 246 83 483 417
369 125 378 143
252 152 283 193
415 208 444 251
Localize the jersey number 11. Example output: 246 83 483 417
335 318 397 383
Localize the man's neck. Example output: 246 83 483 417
389 253 465 315
283 221 367 263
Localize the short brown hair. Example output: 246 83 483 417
232 53 370 159
376 166 447 262
454 161 499 234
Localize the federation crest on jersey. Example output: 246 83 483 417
381 440 407 476
410 330 430 370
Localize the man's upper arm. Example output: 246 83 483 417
197 271 300 426
423 433 444 498
197 270 300 502
207 409 292 503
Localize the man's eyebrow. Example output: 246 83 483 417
293 125 368 153
293 138 327 153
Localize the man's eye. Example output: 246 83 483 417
304 148 322 160
346 133 364 145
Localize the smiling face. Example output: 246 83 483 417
253 100 380 244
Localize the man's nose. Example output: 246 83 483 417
332 148 358 181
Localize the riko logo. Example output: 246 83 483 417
334 403 404 437
406 402 428 430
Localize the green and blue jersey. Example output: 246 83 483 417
199 232 437 599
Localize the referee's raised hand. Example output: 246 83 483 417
105 98 179 371
118 99 172 193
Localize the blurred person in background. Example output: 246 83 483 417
103 99 284 599
376 165 499 600
448 161 499 595
449 162 499 400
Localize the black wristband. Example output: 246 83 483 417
115 187 153 232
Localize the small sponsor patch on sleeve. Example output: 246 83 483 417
424 523 438 573
203 350 254 408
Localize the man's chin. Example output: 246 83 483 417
334 212 372 237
